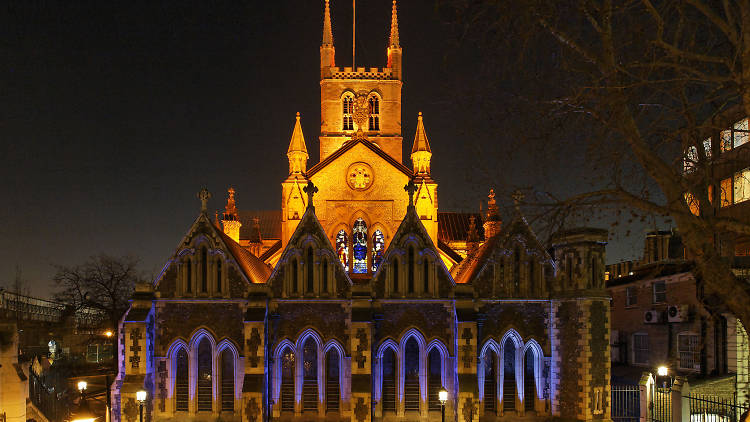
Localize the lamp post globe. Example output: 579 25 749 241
78 380 87 393
438 388 448 422
136 390 147 422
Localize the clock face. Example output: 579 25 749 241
346 162 374 191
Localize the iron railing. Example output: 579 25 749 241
611 384 640 422
687 394 749 422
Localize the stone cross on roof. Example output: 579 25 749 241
197 188 211 213
404 180 417 207
303 180 319 209
512 189 525 206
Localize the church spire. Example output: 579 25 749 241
389 0 399 48
221 187 242 243
411 112 432 176
386 0 402 80
287 112 309 176
320 0 336 78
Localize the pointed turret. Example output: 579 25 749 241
320 0 336 78
386 0 403 80
221 187 242 243
411 112 432 176
483 189 502 239
287 112 309 176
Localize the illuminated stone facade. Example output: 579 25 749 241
112 2 612 421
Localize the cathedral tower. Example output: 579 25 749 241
281 112 309 248
221 187 242 243
318 1 404 162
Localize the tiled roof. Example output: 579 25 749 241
605 261 694 288
216 226 272 284
438 212 484 243
452 235 500 284
259 239 282 262
437 239 463 264
238 210 282 240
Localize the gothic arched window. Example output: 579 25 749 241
186 258 192 293
280 347 295 412
201 247 208 293
408 246 415 293
197 338 212 411
336 230 349 272
423 259 430 294
306 247 314 294
291 258 298 294
175 348 189 411
322 259 329 293
428 348 442 411
371 230 385 272
382 348 397 412
503 338 516 411
368 96 380 130
352 219 368 274
484 349 498 414
302 338 318 411
220 348 234 411
326 348 340 411
524 348 536 411
343 96 354 131
393 259 400 292
216 259 222 293
404 338 420 411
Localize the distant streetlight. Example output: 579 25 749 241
136 390 147 422
657 366 668 377
104 330 113 338
438 388 448 422
656 366 671 389
78 380 87 392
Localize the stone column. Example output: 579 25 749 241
456 320 479 422
242 303 266 422
351 318 372 422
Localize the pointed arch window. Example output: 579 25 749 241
382 348 397 412
201 247 208 293
302 338 318 411
371 230 385 272
408 246 415 293
503 338 516 411
352 219 368 274
322 259 329 293
343 95 354 131
484 349 498 414
280 346 295 412
513 247 521 296
326 348 340 411
392 259 400 293
369 96 380 131
220 348 234 411
175 348 189 411
197 338 212 411
428 348 442 411
524 348 536 411
423 259 430 294
216 259 222 293
336 230 349 272
306 247 314 294
291 258 299 294
186 259 192 293
404 338 420 411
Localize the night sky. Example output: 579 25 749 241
3 1 646 297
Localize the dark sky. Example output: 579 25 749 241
2 0 646 297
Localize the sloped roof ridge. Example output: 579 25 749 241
307 137 413 177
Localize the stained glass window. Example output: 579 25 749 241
336 230 349 272
371 230 385 272
352 219 368 274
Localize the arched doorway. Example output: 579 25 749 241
382 348 397 413
428 348 442 411
524 348 536 411
220 348 234 411
404 338 420 412
483 349 497 414
326 348 340 412
280 346 295 412
302 338 318 412
196 338 212 412
503 339 516 412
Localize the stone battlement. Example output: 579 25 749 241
329 66 395 80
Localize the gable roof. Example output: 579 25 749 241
155 212 272 287
238 210 282 240
307 137 413 178
438 212 484 243
451 210 553 284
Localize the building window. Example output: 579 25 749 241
393 259 400 292
721 118 749 151
280 347 295 412
404 337 420 411
678 333 700 370
368 96 380 130
372 230 385 272
352 219 368 274
343 96 354 131
302 338 318 411
216 260 222 293
322 259 329 293
408 246 415 293
306 247 314 293
220 348 234 411
423 259 430 294
326 348 340 411
197 338 212 411
336 230 349 272
428 348 442 411
201 248 208 293
484 349 498 414
625 286 637 307
291 259 298 294
733 168 750 204
633 333 649 365
175 348 189 411
652 281 666 303
503 338 516 411
382 348 397 412
186 259 192 293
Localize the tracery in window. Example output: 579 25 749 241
368 96 380 130
371 230 385 272
343 96 354 131
336 230 349 272
352 219 368 274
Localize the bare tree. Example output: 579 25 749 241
442 0 750 329
52 254 142 336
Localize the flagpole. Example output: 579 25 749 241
352 0 356 70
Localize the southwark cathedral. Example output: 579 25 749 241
113 2 612 421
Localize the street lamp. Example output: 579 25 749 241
656 365 671 390
438 388 448 422
136 390 147 422
657 365 668 377
104 330 113 338
71 380 95 422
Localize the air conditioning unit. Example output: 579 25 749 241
644 310 663 324
667 305 689 322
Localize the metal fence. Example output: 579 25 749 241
612 384 640 422
651 384 672 422
29 369 73 422
687 394 749 422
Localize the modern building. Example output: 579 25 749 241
112 2 612 421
